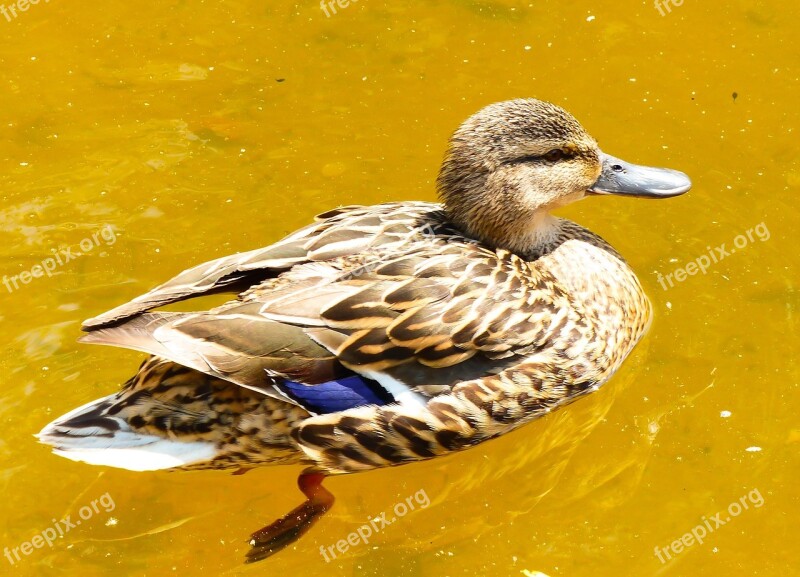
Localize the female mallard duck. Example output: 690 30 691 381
38 98 690 562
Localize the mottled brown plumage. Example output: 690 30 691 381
37 98 690 561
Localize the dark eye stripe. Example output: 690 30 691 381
502 155 543 165
503 148 574 166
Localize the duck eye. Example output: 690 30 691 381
543 148 571 162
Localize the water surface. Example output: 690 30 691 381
0 1 797 575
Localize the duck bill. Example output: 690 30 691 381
588 152 691 198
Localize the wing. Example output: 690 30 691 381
263 244 581 395
81 203 442 330
80 234 581 406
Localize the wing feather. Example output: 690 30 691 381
80 204 424 330
78 202 580 406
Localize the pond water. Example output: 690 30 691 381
0 1 797 576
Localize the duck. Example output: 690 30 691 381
37 98 690 563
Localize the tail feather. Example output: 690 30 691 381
37 394 218 471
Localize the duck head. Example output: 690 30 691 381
436 98 691 254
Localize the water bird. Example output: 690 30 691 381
38 98 690 562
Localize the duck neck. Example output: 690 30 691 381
514 212 562 257
442 193 563 258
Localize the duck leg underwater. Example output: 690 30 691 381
245 471 334 563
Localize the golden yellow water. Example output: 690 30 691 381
1 1 797 575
